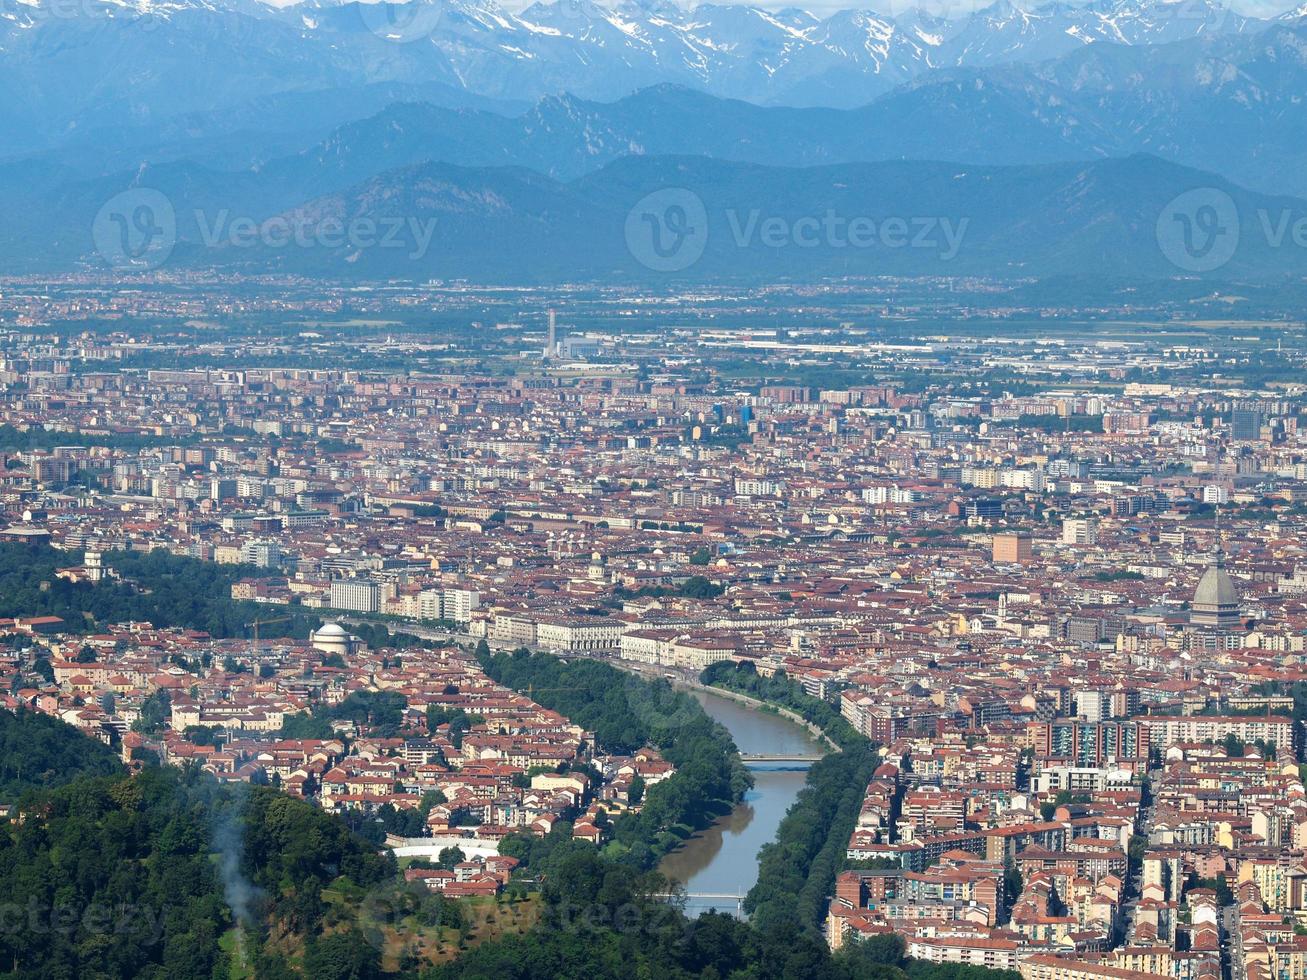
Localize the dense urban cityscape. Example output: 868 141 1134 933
8 0 1307 972
0 281 1304 979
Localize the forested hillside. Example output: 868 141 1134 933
0 707 124 798
0 710 394 979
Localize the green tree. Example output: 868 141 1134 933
302 930 382 980
838 931 906 967
438 846 466 870
132 689 172 734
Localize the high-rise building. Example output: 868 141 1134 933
992 532 1032 564
1062 518 1098 546
964 498 1003 519
239 539 281 568
1231 408 1262 442
330 579 380 614
442 589 481 624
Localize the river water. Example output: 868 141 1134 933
657 687 827 917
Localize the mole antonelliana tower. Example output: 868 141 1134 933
1189 497 1240 633
1189 545 1241 631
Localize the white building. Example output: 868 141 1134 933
1062 518 1099 546
240 539 281 568
441 589 481 624
734 478 783 498
536 618 624 653
330 579 380 614
310 622 364 658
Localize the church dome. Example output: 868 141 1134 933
1190 549 1241 631
1193 563 1238 609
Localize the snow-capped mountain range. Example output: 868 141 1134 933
0 0 1288 156
4 0 1307 282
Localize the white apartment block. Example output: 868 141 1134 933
330 579 380 614
441 589 481 624
1062 518 1099 546
734 478 783 498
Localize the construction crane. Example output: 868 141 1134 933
245 615 294 655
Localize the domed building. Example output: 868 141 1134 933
1189 549 1241 631
310 622 363 658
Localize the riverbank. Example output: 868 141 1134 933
477 648 751 872
656 684 830 916
698 662 865 751
532 654 863 925
690 662 882 934
597 654 841 752
675 676 841 752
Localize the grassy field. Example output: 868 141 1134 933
218 927 255 980
318 882 542 972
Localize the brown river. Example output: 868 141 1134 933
658 688 827 917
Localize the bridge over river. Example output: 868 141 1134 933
659 891 749 918
658 687 829 919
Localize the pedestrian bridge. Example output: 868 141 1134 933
738 752 825 763
660 891 749 917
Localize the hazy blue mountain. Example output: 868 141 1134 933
214 19 1307 199
20 84 530 177
15 153 1301 281
0 0 1274 155
256 88 862 187
4 0 1300 283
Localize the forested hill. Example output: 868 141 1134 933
0 707 124 799
0 541 322 638
0 542 432 651
0 709 394 979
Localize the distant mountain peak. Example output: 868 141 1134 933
0 0 1286 150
